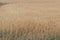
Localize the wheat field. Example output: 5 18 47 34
0 0 60 40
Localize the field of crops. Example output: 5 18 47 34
0 0 60 40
